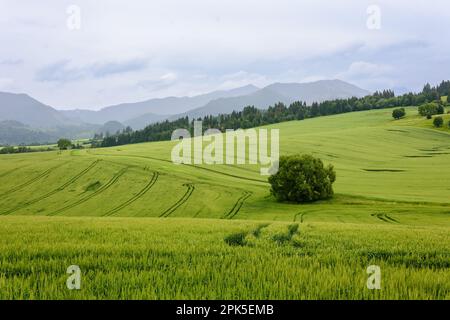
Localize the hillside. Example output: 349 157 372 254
0 120 56 145
0 92 72 128
0 106 449 300
60 85 260 125
0 107 449 219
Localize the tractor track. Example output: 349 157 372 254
371 213 399 223
159 183 194 218
0 163 65 198
89 152 268 184
0 165 29 180
293 212 307 223
103 171 159 216
223 191 252 219
0 160 100 215
49 167 128 216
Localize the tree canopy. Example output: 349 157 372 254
392 108 406 120
57 138 72 150
268 154 336 203
433 116 444 128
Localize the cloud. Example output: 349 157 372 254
91 60 148 78
338 61 393 79
137 72 178 92
160 72 177 82
35 59 148 82
35 60 85 82
0 78 13 89
1 0 449 108
0 59 23 66
216 71 269 90
335 61 395 91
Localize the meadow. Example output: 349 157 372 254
0 106 449 299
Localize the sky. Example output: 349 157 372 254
0 0 449 110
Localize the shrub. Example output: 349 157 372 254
418 103 438 117
268 154 336 203
57 138 72 150
433 116 444 128
392 108 406 120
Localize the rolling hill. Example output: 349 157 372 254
0 106 449 299
0 120 56 145
0 106 448 219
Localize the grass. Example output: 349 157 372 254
0 216 448 300
0 106 449 299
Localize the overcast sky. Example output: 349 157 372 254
1 0 449 110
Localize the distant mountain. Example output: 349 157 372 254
178 80 369 120
61 84 260 125
0 92 100 145
0 120 56 145
123 113 168 130
264 79 369 103
98 121 125 135
0 80 369 144
176 87 288 120
0 92 73 128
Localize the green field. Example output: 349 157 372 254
0 107 449 299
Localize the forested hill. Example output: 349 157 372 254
97 81 450 148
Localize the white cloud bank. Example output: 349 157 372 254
0 0 449 109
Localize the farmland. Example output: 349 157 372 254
0 106 449 299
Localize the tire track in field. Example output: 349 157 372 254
371 213 399 223
0 160 101 215
0 165 28 180
293 212 307 223
89 152 267 184
49 167 128 216
0 163 65 198
159 183 195 217
223 191 252 219
103 171 159 216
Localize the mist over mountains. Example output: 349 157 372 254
0 79 369 145
174 80 368 121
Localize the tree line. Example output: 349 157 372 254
97 81 450 148
0 146 53 154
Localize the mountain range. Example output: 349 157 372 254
0 79 369 145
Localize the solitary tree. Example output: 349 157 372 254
268 154 336 203
433 116 444 128
392 108 406 120
57 138 72 150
